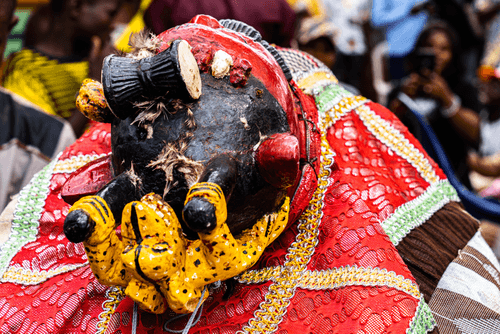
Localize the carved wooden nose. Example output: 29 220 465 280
102 39 201 119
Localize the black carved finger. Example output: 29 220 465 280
97 172 140 225
64 209 94 243
182 197 217 233
182 154 237 233
198 153 238 197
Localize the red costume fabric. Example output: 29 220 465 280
0 98 438 334
0 18 487 334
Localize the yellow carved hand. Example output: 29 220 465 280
72 182 289 314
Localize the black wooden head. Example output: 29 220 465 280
68 16 302 242
110 71 290 236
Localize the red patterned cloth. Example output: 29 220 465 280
0 48 461 333
0 123 114 333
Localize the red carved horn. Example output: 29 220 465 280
254 133 300 189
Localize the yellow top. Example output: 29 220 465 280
2 49 88 118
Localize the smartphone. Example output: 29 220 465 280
414 48 435 75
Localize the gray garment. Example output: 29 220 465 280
479 110 500 156
0 88 76 210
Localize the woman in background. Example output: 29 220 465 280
388 21 482 189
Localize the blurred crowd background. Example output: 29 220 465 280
3 0 500 224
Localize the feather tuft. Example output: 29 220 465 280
148 144 204 196
127 29 160 60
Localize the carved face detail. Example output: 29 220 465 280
64 15 305 314
68 15 301 239
110 72 291 235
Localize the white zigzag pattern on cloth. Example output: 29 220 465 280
453 318 500 333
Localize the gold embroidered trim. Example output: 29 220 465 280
53 153 109 174
237 136 335 334
298 267 420 298
322 95 367 128
0 263 88 285
239 265 421 300
96 287 125 334
238 266 282 284
355 105 439 184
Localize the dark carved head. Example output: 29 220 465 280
78 15 308 236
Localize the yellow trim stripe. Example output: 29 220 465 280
239 265 421 299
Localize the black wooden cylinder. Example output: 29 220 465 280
102 39 200 119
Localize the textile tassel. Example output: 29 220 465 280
102 39 201 119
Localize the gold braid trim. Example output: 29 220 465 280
322 95 367 127
239 265 421 300
53 153 109 174
1 263 88 285
237 136 335 334
355 105 439 184
96 287 125 334
237 94 430 332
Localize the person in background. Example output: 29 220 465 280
1 0 123 137
0 0 76 211
462 40 500 196
290 0 376 99
322 0 371 94
473 0 500 46
388 21 482 189
434 0 484 84
144 0 297 47
295 16 360 95
371 0 432 81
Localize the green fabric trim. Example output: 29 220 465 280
0 157 57 277
382 180 460 246
314 84 352 114
407 298 437 334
